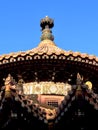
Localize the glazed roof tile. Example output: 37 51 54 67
0 84 56 123
0 39 98 67
1 74 98 124
55 84 98 123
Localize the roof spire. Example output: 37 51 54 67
40 16 54 41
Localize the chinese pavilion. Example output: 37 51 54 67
0 16 98 130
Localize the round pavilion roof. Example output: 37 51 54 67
0 16 98 67
0 16 98 95
0 40 98 66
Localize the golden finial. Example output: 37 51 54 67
40 16 54 41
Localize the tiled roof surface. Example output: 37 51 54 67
0 40 98 66
55 84 98 123
1 74 98 125
0 83 56 124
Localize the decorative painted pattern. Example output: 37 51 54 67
23 81 72 95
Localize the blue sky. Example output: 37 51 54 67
0 0 98 56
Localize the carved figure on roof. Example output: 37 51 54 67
4 74 16 98
76 73 83 85
4 74 16 86
17 75 24 94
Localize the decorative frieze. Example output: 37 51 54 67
23 82 72 95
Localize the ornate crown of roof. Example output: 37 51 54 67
40 16 54 41
0 16 97 66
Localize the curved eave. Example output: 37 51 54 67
0 40 98 68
